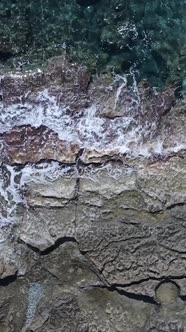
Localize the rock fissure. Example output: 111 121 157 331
21 236 78 256
113 286 158 304
166 202 186 210
0 273 18 287
0 51 186 330
159 243 186 255
112 274 186 289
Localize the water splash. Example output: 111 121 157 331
1 73 184 158
0 161 75 234
0 72 185 232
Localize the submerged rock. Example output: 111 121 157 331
76 0 100 6
0 0 186 85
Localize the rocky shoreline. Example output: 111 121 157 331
0 57 185 331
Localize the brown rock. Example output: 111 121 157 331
0 125 80 164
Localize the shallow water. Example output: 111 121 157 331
0 0 186 86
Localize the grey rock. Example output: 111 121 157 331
41 242 102 288
16 155 186 300
20 206 76 252
0 59 186 331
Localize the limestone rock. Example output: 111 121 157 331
17 156 186 299
26 177 77 208
41 242 102 288
0 62 183 166
20 206 76 252
0 242 34 280
27 287 151 332
0 58 186 332
144 281 186 332
0 125 80 165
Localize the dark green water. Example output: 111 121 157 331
0 0 186 87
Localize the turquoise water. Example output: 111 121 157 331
0 0 186 86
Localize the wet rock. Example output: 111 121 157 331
20 206 76 252
0 61 182 166
0 125 80 165
26 177 77 208
19 177 77 251
0 58 91 108
90 77 175 121
0 58 186 331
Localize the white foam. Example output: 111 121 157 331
0 161 75 234
0 72 185 232
0 73 185 158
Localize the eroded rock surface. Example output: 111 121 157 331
0 59 186 331
1 125 80 164
18 157 186 296
0 59 185 166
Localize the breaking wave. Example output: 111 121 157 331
0 71 185 230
